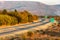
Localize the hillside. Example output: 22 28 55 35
0 1 59 16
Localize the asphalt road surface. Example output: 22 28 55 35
0 18 50 36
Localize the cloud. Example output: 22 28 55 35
39 0 60 5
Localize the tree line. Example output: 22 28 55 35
0 9 38 26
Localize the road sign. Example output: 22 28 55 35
50 18 55 23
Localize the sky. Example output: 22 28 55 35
0 0 59 10
39 0 60 5
0 0 60 5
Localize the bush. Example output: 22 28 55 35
0 15 18 25
27 31 33 37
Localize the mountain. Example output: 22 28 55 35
51 5 60 16
0 1 59 16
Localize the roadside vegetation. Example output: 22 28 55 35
0 9 38 26
0 23 60 40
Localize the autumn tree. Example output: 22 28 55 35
0 9 38 26
28 15 33 22
0 15 18 25
20 11 29 23
7 11 21 23
23 10 33 22
32 15 38 20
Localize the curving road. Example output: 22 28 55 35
0 18 51 36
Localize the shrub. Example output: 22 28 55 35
0 15 18 25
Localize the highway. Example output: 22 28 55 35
0 18 51 36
